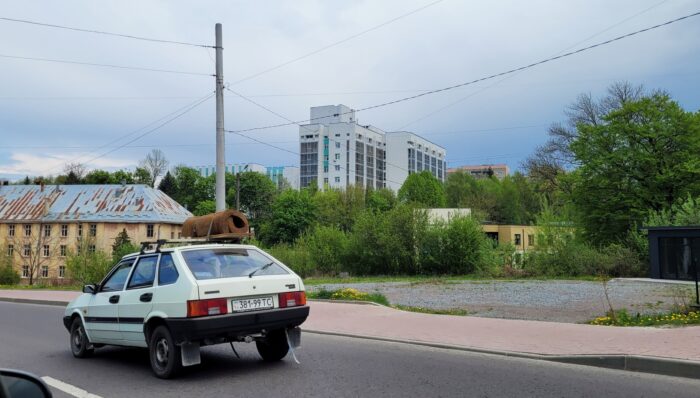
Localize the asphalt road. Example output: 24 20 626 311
1 301 699 398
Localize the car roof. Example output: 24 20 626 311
122 243 259 260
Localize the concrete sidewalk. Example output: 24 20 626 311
2 289 699 378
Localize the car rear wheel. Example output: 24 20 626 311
70 318 94 358
256 329 289 362
149 326 182 379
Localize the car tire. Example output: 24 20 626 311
69 317 94 358
256 329 289 362
149 325 182 379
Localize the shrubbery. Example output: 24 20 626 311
0 265 20 285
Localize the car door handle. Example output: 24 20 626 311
140 293 153 302
109 295 120 304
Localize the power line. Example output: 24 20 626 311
79 94 214 168
228 0 445 86
0 53 212 76
0 141 298 150
0 16 212 48
227 10 700 134
396 0 672 130
42 92 214 174
224 86 425 184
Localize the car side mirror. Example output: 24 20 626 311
82 284 97 294
0 369 53 397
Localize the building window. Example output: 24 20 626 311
335 142 341 148
178 232 182 239
60 245 67 257
335 165 340 171
77 224 83 237
43 245 50 257
7 245 14 256
514 234 522 246
88 245 96 254
335 153 340 160
61 224 68 237
59 266 66 278
43 224 51 237
323 177 329 185
23 245 30 257
89 224 97 237
147 224 155 238
24 224 32 237
171 231 175 239
528 234 535 246
334 176 340 183
8 224 15 237
41 266 49 278
22 266 29 278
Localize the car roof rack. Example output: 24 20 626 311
139 233 252 254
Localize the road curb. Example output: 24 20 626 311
304 329 700 380
0 297 68 307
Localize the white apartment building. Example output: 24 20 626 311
299 105 446 191
196 163 300 189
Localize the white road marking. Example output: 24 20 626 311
41 376 103 398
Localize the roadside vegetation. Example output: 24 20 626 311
589 309 700 327
3 82 699 287
308 288 468 316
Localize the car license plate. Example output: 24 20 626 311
231 296 274 312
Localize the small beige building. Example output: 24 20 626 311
482 224 538 252
0 184 192 284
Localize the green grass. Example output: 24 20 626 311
303 274 604 286
392 304 469 316
589 309 700 327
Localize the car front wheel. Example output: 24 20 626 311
70 317 94 358
256 329 289 362
149 325 182 379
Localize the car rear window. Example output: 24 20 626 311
181 248 289 280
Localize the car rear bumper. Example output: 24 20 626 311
164 306 310 344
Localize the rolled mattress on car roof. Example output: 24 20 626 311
181 209 249 238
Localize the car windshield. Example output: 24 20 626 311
180 248 289 280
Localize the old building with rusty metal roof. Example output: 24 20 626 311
0 184 192 285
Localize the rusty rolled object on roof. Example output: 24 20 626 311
181 209 249 238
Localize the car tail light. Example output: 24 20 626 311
279 291 306 308
187 298 228 317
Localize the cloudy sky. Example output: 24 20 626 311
1 0 699 180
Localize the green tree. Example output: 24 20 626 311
111 170 135 184
0 248 19 285
226 171 276 221
366 188 396 212
570 93 700 245
398 171 446 207
83 169 112 184
170 166 212 211
193 200 216 216
259 189 315 245
66 238 113 285
111 229 139 264
133 167 153 186
157 171 177 197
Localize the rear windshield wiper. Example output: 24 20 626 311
248 261 274 278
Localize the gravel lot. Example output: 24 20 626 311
308 279 697 323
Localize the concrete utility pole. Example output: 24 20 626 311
215 23 226 211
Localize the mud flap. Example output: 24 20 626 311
181 342 201 367
285 327 301 364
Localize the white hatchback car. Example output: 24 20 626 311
62 243 309 378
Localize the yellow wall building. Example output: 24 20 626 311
481 224 538 252
0 184 191 284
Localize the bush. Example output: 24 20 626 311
522 241 646 277
303 226 349 275
0 265 20 285
419 216 494 275
266 243 313 278
65 241 113 285
345 205 425 275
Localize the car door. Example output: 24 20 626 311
118 254 159 344
85 259 134 343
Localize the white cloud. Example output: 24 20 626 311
0 151 134 178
